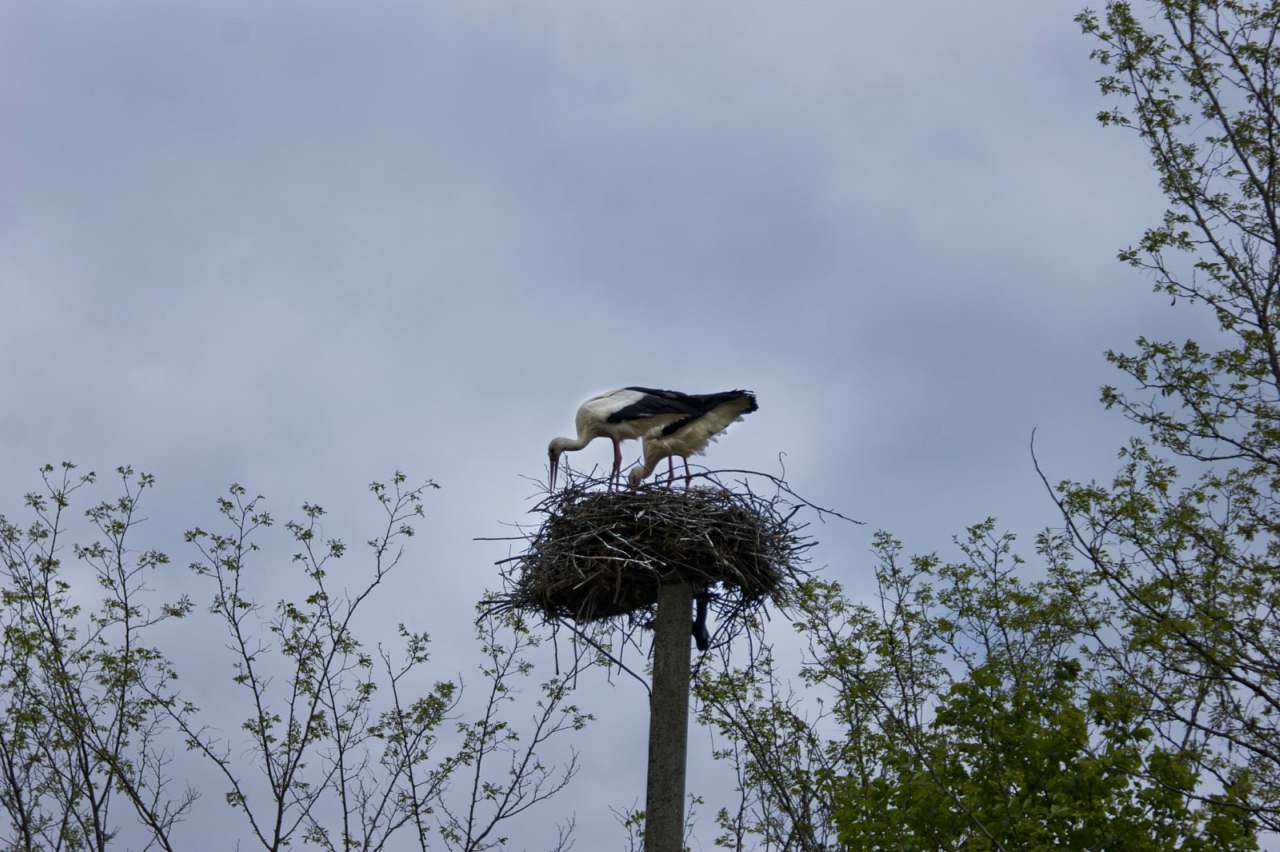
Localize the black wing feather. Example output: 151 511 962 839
657 390 757 436
611 387 758 430
685 389 758 413
659 413 703 437
608 388 703 423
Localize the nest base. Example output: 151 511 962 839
493 480 802 627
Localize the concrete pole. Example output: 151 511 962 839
645 581 693 852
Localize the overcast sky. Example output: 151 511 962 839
0 1 1213 848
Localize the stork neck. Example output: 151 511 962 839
557 434 593 452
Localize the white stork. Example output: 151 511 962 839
627 390 758 489
548 387 755 490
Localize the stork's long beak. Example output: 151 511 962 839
549 454 559 491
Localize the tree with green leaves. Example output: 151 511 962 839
1054 0 1280 831
0 466 591 850
696 524 1256 850
10 2 1280 848
695 1 1280 844
0 464 195 851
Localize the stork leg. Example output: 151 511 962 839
666 456 675 488
610 436 622 491
683 457 692 490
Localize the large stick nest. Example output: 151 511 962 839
486 469 838 632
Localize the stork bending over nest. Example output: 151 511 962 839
548 387 757 490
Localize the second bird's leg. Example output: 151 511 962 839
683 457 692 490
667 456 675 487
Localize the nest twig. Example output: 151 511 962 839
483 467 850 641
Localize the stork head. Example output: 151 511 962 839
547 438 570 490
627 467 645 489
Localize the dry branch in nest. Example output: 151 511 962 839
484 468 851 644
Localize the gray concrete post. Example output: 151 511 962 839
644 581 693 852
